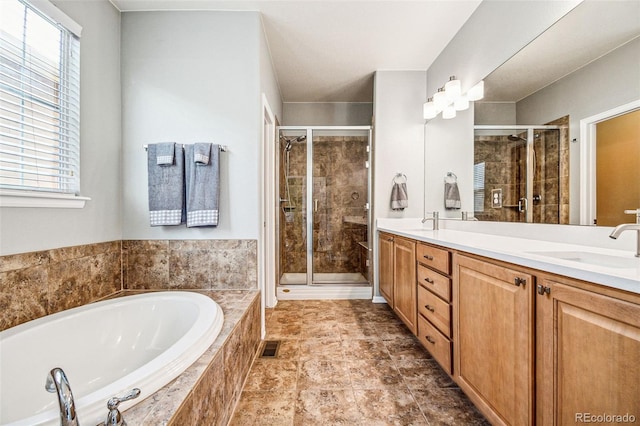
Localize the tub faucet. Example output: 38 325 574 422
45 368 79 426
609 209 640 257
104 388 141 426
421 211 439 230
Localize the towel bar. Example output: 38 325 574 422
144 144 227 152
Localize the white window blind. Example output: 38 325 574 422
473 162 485 212
0 0 81 195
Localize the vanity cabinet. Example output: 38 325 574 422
378 233 417 334
378 233 395 306
393 236 417 334
454 254 534 426
416 242 453 374
536 277 640 426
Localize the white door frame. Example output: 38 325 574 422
260 94 276 337
579 99 640 225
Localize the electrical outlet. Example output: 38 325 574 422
491 188 503 208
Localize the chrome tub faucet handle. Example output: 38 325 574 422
104 388 141 426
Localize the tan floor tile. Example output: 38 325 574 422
298 360 352 389
243 359 299 391
384 336 433 360
348 359 405 389
300 321 342 339
299 337 344 360
339 322 379 339
229 390 295 426
396 359 456 389
354 388 428 425
294 389 361 425
266 323 302 339
341 338 390 360
412 387 490 425
377 322 416 340
269 339 301 361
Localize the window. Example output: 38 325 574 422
473 162 485 213
0 0 82 203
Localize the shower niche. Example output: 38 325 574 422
278 127 371 286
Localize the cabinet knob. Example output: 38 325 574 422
514 277 526 287
537 284 551 295
424 277 435 284
423 255 434 261
425 304 435 312
425 335 436 344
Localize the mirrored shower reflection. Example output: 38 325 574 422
473 125 568 224
278 128 370 286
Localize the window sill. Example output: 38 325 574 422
0 190 91 208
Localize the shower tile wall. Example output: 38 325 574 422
280 136 368 276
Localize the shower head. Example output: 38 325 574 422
508 134 527 142
294 135 307 142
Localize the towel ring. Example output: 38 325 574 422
393 173 407 184
444 171 457 183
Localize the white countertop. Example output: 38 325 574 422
377 219 640 295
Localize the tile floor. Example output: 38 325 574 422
229 299 489 425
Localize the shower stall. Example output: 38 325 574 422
473 125 568 224
277 126 371 288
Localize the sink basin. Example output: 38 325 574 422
527 251 639 269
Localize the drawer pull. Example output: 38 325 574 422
537 284 551 295
423 255 434 261
425 304 435 312
514 277 527 287
425 335 436 344
424 277 435 284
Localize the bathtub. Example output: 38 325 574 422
0 291 223 426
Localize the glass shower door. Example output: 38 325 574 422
311 130 369 285
278 130 308 285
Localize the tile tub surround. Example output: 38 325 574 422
117 290 261 426
0 241 122 331
230 300 488 425
123 240 258 290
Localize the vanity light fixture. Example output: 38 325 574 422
423 77 484 120
467 80 485 101
442 104 457 119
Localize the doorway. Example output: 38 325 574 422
277 126 372 294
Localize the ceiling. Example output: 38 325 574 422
483 0 640 102
110 0 482 102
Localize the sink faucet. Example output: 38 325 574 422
609 209 640 257
421 211 439 230
46 368 79 426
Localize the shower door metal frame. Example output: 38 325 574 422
278 125 372 286
474 125 560 223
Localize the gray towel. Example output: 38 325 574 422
185 143 220 227
391 182 408 210
147 143 185 226
444 182 461 209
156 142 176 165
194 143 211 165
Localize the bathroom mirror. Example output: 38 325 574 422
473 0 640 226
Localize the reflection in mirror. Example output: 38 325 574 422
472 0 640 225
474 123 568 224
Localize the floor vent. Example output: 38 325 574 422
260 340 280 358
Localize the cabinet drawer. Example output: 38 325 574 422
418 315 452 375
418 285 451 337
416 243 450 275
417 264 451 302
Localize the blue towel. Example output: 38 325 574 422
155 142 175 165
184 143 220 227
147 143 185 226
194 143 211 165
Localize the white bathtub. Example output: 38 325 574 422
0 291 223 426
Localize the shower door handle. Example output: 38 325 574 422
314 199 318 212
518 197 528 212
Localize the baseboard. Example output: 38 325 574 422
371 295 388 304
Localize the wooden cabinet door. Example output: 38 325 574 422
454 255 534 426
537 280 640 426
393 237 417 334
378 233 395 306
